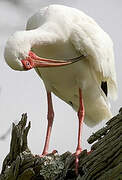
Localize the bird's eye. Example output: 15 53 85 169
21 59 33 70
26 61 30 66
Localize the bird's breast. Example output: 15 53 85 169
33 38 95 111
35 59 91 107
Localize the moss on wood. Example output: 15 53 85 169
0 110 122 180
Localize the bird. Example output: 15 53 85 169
4 4 117 173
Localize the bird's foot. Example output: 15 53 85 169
39 153 48 157
39 149 58 157
73 148 82 175
87 150 93 154
73 149 92 175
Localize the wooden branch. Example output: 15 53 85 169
0 110 122 180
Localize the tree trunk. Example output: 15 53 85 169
0 109 121 180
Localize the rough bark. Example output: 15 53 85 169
0 109 122 180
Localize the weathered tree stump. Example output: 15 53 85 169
0 109 122 180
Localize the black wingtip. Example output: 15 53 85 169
101 81 107 96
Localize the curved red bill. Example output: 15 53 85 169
21 51 86 70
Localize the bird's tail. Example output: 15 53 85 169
72 72 112 127
72 87 112 127
82 67 113 127
83 90 112 127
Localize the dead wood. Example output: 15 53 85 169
0 109 122 180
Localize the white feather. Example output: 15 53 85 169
4 4 117 126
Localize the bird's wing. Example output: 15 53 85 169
70 23 117 100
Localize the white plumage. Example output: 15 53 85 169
4 5 117 170
4 4 117 130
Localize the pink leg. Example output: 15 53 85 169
75 88 85 174
42 91 54 155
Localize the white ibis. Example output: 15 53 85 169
4 4 117 173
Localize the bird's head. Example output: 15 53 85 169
4 31 35 71
4 31 81 71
